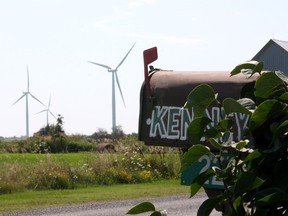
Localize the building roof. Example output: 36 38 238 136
253 39 288 59
274 39 288 51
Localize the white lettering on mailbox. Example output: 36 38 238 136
146 106 249 141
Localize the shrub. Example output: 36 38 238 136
128 61 288 215
182 61 288 215
66 136 95 152
29 162 72 190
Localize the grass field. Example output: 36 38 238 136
0 149 184 213
0 152 181 192
0 132 188 213
0 179 189 213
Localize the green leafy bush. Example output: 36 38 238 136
128 61 288 215
182 61 288 215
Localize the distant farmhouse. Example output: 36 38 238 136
252 39 288 75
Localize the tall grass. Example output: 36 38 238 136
0 152 181 194
0 135 182 194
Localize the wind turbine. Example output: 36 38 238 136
36 94 56 126
12 66 46 138
88 42 135 133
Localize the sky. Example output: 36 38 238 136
1 0 288 138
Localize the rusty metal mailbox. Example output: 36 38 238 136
138 47 256 189
138 47 254 148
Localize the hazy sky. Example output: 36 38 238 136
1 0 288 137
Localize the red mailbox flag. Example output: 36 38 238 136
143 47 158 96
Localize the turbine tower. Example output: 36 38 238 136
88 42 135 133
36 94 56 126
12 66 46 138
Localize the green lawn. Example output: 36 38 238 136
0 179 189 213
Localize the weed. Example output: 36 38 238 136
0 136 180 194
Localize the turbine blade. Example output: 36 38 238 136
47 95 56 118
29 93 46 107
115 42 136 70
115 71 126 107
88 61 112 70
12 94 26 106
35 109 47 115
49 110 57 119
27 65 30 92
48 94 51 108
36 108 56 119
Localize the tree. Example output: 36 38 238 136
50 114 65 137
90 128 109 140
111 125 125 139
35 114 65 137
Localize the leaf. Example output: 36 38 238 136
273 120 288 142
190 169 215 197
230 61 257 76
222 131 233 147
275 70 288 84
255 188 288 207
187 117 212 144
252 61 264 74
181 144 211 172
235 140 249 151
203 118 233 140
279 92 288 101
218 118 234 131
273 160 288 190
234 172 265 196
255 72 286 103
185 84 216 117
151 211 166 216
249 99 285 131
212 166 226 179
127 202 156 214
241 81 256 99
244 149 263 171
197 195 223 216
204 127 222 139
230 60 263 77
209 138 223 151
223 98 252 115
263 142 282 153
233 196 246 215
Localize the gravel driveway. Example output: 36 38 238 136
1 193 222 216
